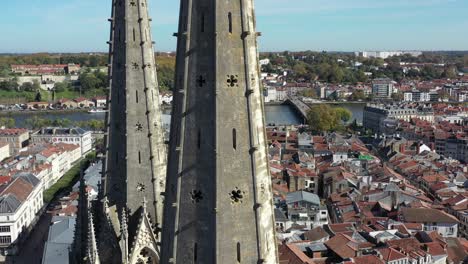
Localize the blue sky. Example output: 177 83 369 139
0 0 467 53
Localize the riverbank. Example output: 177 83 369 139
0 103 365 128
0 109 89 115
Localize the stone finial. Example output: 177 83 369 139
142 196 147 211
121 207 128 237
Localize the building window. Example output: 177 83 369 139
448 227 454 235
194 243 198 262
232 129 237 150
197 129 201 149
228 12 233 33
0 236 11 244
0 226 10 233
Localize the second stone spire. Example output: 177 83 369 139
161 0 279 263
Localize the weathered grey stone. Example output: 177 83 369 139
98 0 166 263
161 0 278 263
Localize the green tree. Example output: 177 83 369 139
292 62 308 79
349 90 366 101
35 91 42 102
329 65 344 83
356 70 368 83
54 82 72 93
88 119 105 131
442 66 458 79
334 107 352 123
25 117 53 129
32 80 41 90
391 93 404 101
0 118 15 128
262 63 275 73
52 118 72 127
298 89 318 98
80 72 100 92
157 66 175 91
0 80 19 91
94 70 108 88
20 82 35 92
307 105 337 133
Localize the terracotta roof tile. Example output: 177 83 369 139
378 247 407 262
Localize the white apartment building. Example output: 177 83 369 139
0 174 43 255
93 96 107 108
400 208 459 238
31 127 92 155
36 148 71 188
355 51 422 59
264 86 278 103
0 143 10 161
364 104 435 133
283 191 329 230
23 143 81 190
0 129 30 154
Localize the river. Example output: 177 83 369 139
265 103 365 126
0 103 365 128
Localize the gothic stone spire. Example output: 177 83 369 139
100 0 166 262
161 0 278 263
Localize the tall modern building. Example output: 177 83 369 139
372 78 395 99
161 0 278 263
75 0 167 263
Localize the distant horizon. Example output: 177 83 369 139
1 49 468 55
1 0 468 53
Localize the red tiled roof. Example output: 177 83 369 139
0 129 29 136
0 177 34 202
424 242 447 256
387 237 422 252
402 223 423 230
421 174 448 183
74 97 91 103
278 244 315 264
56 143 80 151
378 247 407 262
0 176 11 185
39 148 59 158
325 234 358 259
351 255 385 264
327 223 355 234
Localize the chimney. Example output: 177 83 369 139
399 144 405 154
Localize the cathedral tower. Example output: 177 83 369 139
98 0 166 263
161 0 278 263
